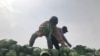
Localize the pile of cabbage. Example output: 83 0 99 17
0 39 99 56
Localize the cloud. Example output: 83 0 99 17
0 0 14 12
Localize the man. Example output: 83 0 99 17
51 26 72 50
29 16 67 49
29 16 58 49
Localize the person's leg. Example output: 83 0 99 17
51 35 60 50
46 36 53 49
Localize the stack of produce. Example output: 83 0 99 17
1 39 97 56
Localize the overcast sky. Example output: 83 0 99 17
0 0 100 49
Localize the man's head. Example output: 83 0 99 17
62 26 68 33
49 16 58 26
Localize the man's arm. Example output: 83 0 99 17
62 35 72 47
29 31 38 47
29 30 42 47
59 28 72 47
53 27 67 47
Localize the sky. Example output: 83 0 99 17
0 0 100 49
